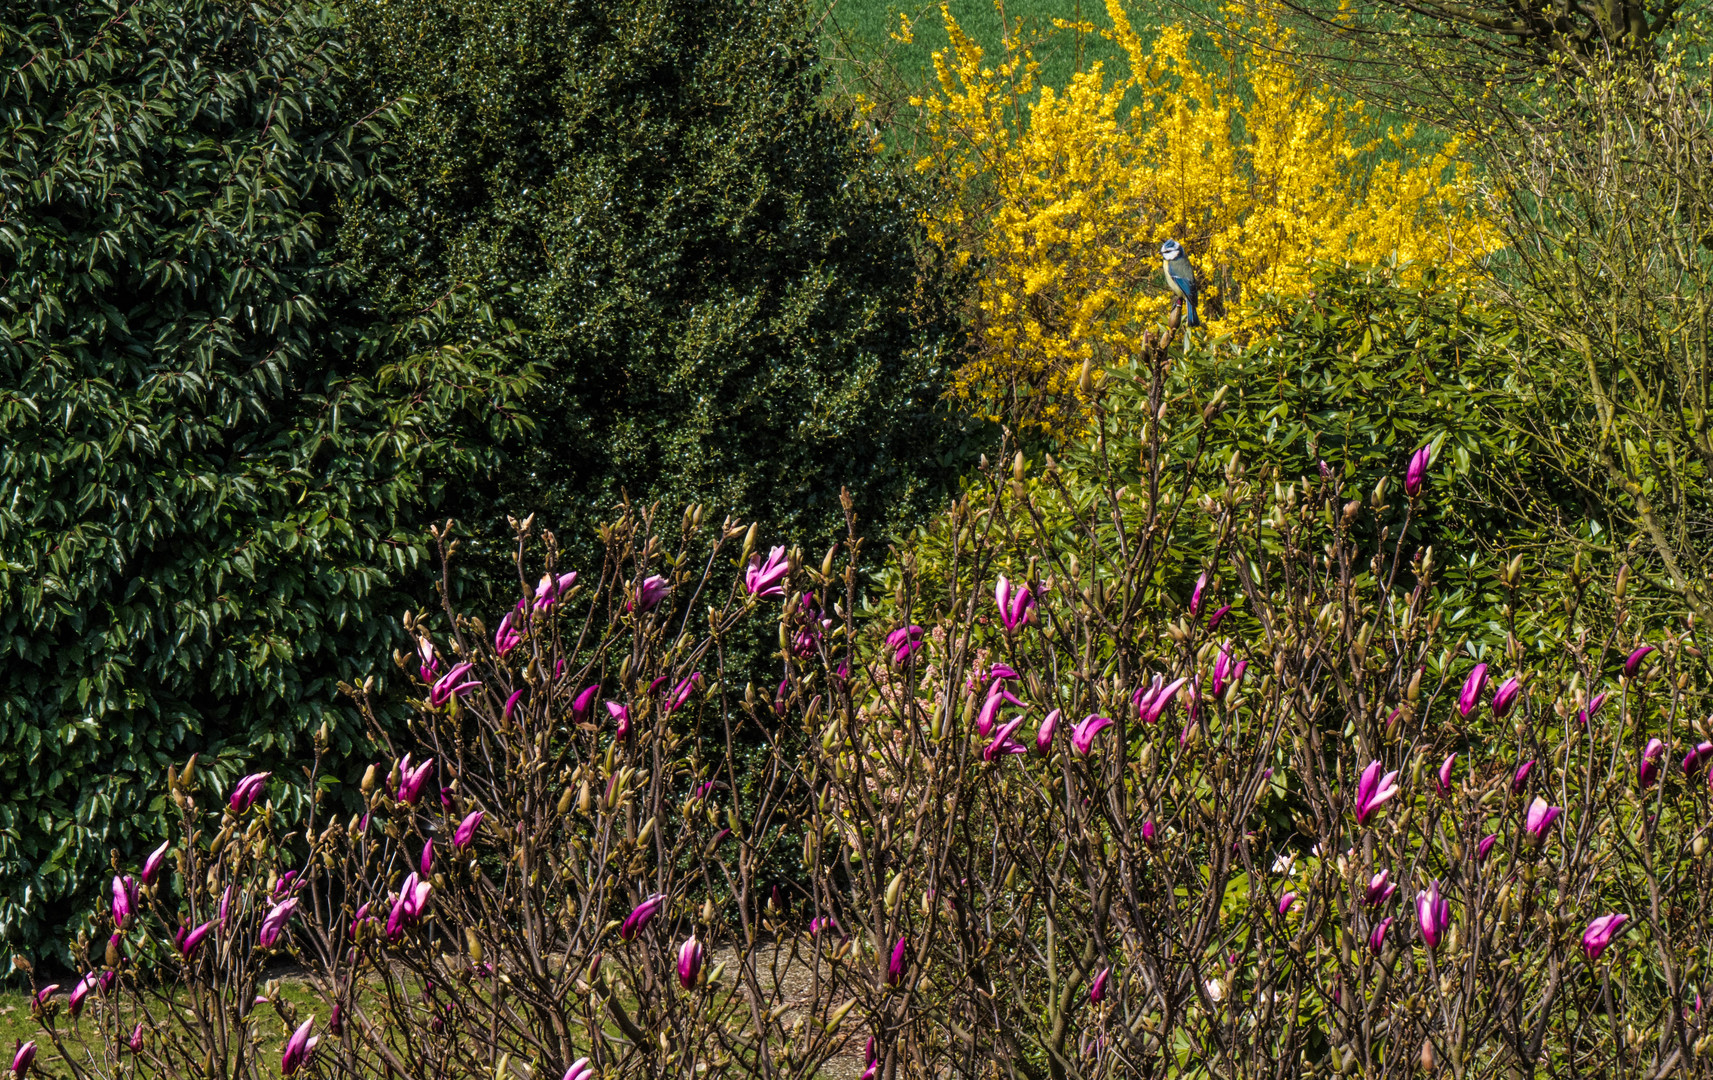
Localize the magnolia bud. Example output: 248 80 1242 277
885 872 905 913
558 786 575 815
361 765 378 794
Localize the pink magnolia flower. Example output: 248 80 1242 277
281 1018 318 1076
994 575 1036 631
1624 645 1655 678
677 935 705 989
419 840 434 877
605 701 631 741
528 571 578 612
663 672 703 713
1141 820 1157 846
629 575 670 613
179 921 214 960
886 625 926 664
1071 715 1114 755
1639 738 1665 788
397 756 434 805
1206 603 1233 630
1512 759 1536 793
67 972 97 1018
111 875 136 929
1035 709 1060 755
386 874 433 939
1189 571 1209 617
229 772 270 812
983 716 1027 762
1211 643 1246 699
572 684 599 718
429 661 480 707
977 684 1027 737
1476 834 1499 861
11 1042 36 1077
416 637 440 683
127 1024 144 1053
1369 916 1394 955
454 810 484 848
348 902 374 941
1492 676 1522 719
1682 741 1712 776
1089 967 1110 1003
1365 871 1397 906
1582 913 1629 961
1435 753 1457 798
887 936 909 986
1353 761 1400 825
257 897 298 948
1278 892 1298 916
745 547 790 599
1457 664 1488 719
1404 443 1432 497
1416 880 1449 949
1134 676 1189 726
619 894 667 941
494 611 522 655
563 1059 595 1080
140 841 170 885
1524 797 1562 841
1579 692 1609 726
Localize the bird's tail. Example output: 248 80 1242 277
1185 300 1200 328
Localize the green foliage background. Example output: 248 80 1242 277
0 0 532 950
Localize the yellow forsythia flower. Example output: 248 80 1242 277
914 1 1497 430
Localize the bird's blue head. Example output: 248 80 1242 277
1160 239 1183 259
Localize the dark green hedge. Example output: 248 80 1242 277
339 0 983 567
0 0 531 952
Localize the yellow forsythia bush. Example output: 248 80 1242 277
910 1 1497 427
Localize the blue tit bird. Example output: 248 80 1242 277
1159 238 1200 329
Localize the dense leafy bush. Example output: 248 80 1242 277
0 0 531 951
1179 268 1602 583
340 0 980 565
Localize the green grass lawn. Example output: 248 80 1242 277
818 0 1141 92
813 0 1440 168
814 0 1166 157
0 980 325 1069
